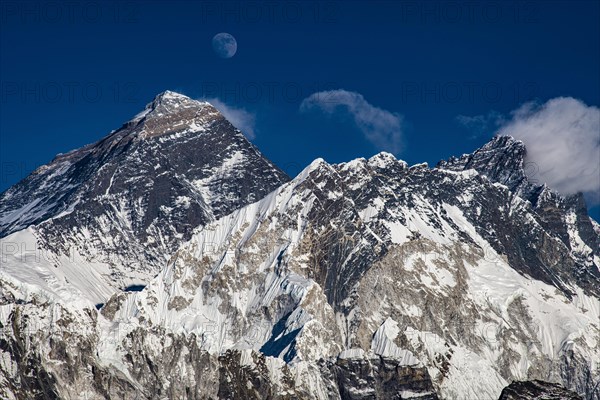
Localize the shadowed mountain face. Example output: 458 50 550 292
0 91 290 294
498 380 583 400
438 135 600 298
0 93 598 400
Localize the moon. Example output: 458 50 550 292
212 33 237 58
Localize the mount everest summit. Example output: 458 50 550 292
0 91 598 400
0 91 289 303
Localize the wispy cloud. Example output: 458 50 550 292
300 89 404 154
456 111 506 138
459 97 600 203
204 97 256 140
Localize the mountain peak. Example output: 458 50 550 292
125 91 220 139
148 90 210 110
295 158 331 182
478 135 526 159
46 92 221 169
155 90 191 101
437 135 529 192
368 151 399 169
441 135 526 168
0 89 289 245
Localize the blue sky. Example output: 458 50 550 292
1 0 599 218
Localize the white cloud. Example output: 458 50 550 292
300 89 404 154
499 97 599 202
460 97 599 202
204 97 256 140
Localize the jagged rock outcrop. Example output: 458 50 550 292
498 379 583 399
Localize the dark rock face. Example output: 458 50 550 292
437 135 600 298
0 329 60 399
200 350 440 400
217 350 296 400
437 135 532 198
498 380 583 400
332 357 439 400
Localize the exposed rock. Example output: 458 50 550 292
498 379 583 400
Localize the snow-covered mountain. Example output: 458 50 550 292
438 136 600 297
1 91 598 399
0 91 289 303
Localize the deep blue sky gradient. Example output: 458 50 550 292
1 0 599 218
